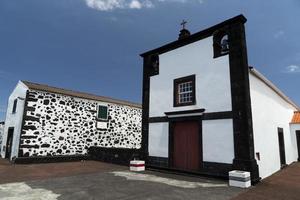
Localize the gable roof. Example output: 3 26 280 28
21 81 142 108
249 67 300 111
140 14 247 57
291 111 300 124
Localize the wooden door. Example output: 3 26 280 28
172 121 201 171
296 131 300 161
278 128 286 167
5 128 14 159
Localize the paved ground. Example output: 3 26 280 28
0 159 300 200
0 159 125 184
0 159 243 200
232 162 300 200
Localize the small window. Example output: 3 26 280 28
173 75 196 107
97 105 108 120
12 99 18 113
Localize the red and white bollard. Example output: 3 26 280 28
130 160 145 171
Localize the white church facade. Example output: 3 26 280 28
140 15 300 183
1 80 142 163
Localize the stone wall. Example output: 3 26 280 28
19 90 142 157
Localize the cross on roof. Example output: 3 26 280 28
181 20 187 30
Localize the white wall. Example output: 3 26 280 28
149 36 232 117
249 73 298 179
1 81 28 159
149 122 169 157
202 119 234 164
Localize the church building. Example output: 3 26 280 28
140 15 300 183
1 81 142 163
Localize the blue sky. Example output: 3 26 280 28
0 0 300 120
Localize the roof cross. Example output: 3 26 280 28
181 20 187 30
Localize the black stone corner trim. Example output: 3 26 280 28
140 15 247 57
18 90 29 157
165 109 205 116
14 155 90 164
141 55 152 158
227 17 259 182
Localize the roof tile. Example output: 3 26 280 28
291 111 300 124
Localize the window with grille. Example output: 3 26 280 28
173 75 196 107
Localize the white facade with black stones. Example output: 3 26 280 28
1 81 142 161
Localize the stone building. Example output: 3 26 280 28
1 81 142 163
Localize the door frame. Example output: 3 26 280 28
277 127 286 168
296 130 300 162
5 127 14 159
168 116 202 172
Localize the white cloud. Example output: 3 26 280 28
285 65 300 73
129 0 142 9
274 30 284 39
85 0 125 11
84 0 202 11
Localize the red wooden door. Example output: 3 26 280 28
172 121 200 171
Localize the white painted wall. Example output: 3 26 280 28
1 81 28 159
149 122 169 157
249 73 298 179
202 119 234 164
149 36 232 117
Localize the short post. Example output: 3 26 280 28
130 160 145 171
229 170 251 188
